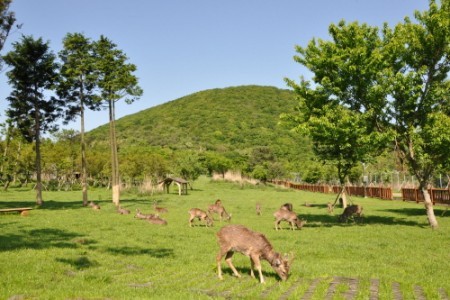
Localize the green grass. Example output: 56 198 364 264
1 177 449 299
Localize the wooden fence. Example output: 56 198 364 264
271 180 393 200
272 180 450 205
401 188 450 205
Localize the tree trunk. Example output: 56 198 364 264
422 188 438 229
80 100 88 206
109 98 120 206
332 185 348 208
35 116 43 206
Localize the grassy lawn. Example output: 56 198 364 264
0 176 449 299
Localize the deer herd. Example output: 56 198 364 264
88 195 363 284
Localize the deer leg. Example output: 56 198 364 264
216 251 224 280
224 251 241 278
274 220 279 231
250 258 255 278
251 255 264 283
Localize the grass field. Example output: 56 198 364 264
0 176 449 300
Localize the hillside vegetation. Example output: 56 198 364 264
87 85 314 173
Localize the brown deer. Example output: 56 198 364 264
89 201 100 210
153 201 168 214
208 201 232 221
134 209 157 220
188 208 213 227
256 203 262 216
216 224 292 283
273 209 306 230
327 202 334 214
147 215 167 225
280 203 293 211
339 204 363 223
117 207 130 215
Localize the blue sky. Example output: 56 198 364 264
0 0 429 133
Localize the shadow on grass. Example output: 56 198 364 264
382 207 449 218
0 228 88 252
0 198 151 211
105 246 174 258
299 213 422 227
56 256 100 270
219 266 281 282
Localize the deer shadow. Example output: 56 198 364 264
219 266 281 282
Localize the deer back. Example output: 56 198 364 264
274 209 297 221
217 224 274 256
147 215 167 225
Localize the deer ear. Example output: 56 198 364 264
274 258 281 266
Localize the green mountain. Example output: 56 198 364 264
87 85 312 167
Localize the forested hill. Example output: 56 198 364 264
86 85 311 162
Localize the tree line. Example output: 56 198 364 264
1 1 142 206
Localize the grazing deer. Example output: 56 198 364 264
339 204 363 223
89 201 101 210
135 209 157 220
280 203 293 211
208 202 232 221
256 203 262 216
188 208 213 227
147 215 167 225
273 209 306 230
216 224 292 283
117 207 130 215
153 201 168 214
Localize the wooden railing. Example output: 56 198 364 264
271 180 393 200
401 188 450 205
272 180 450 205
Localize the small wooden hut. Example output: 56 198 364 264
159 177 190 195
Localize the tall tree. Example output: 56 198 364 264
3 35 62 205
284 21 391 207
93 35 143 206
0 0 16 70
58 32 102 206
285 0 449 227
382 0 450 228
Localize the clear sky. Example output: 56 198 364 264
0 0 429 133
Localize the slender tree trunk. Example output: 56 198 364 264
80 100 89 206
34 103 43 206
108 98 120 206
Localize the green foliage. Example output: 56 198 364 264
0 177 449 299
87 85 315 176
0 0 15 70
3 35 62 141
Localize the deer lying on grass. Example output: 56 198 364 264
208 200 232 221
188 208 213 227
153 201 168 214
339 204 363 223
216 224 292 284
273 209 306 230
147 215 167 225
117 207 130 214
134 209 157 220
89 202 100 210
